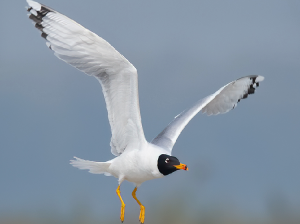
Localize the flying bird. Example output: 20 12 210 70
26 0 264 223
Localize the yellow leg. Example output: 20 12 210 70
116 185 125 223
132 187 145 224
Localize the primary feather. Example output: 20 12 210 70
26 0 146 156
151 75 264 151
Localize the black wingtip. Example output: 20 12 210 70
35 23 44 31
248 88 255 94
236 75 263 105
29 14 42 23
27 2 56 42
41 32 48 39
242 93 248 99
248 84 255 94
40 6 52 16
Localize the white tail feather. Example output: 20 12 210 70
70 157 111 175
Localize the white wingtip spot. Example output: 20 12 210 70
30 9 37 16
256 76 265 82
27 0 41 11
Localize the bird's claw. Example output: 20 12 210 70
139 205 145 224
120 204 125 223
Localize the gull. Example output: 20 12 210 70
26 0 264 223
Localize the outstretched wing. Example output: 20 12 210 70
151 75 264 151
26 0 146 156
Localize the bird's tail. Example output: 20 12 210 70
70 157 112 176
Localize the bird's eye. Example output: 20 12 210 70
165 158 169 163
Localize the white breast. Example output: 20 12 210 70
108 143 168 185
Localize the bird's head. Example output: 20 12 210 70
157 154 188 176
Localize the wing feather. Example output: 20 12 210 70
151 75 264 151
26 0 146 156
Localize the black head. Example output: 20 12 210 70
157 154 188 176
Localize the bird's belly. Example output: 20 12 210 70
123 169 158 184
108 149 163 185
110 161 160 184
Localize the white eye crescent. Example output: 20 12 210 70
165 158 169 163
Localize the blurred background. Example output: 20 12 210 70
1 0 300 223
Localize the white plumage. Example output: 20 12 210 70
151 75 264 151
26 0 264 223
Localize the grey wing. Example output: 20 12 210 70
26 0 146 156
151 75 264 152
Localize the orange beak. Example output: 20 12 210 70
174 163 188 171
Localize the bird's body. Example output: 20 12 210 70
109 143 166 185
71 143 169 186
25 0 265 223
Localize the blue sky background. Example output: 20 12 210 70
1 0 300 222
